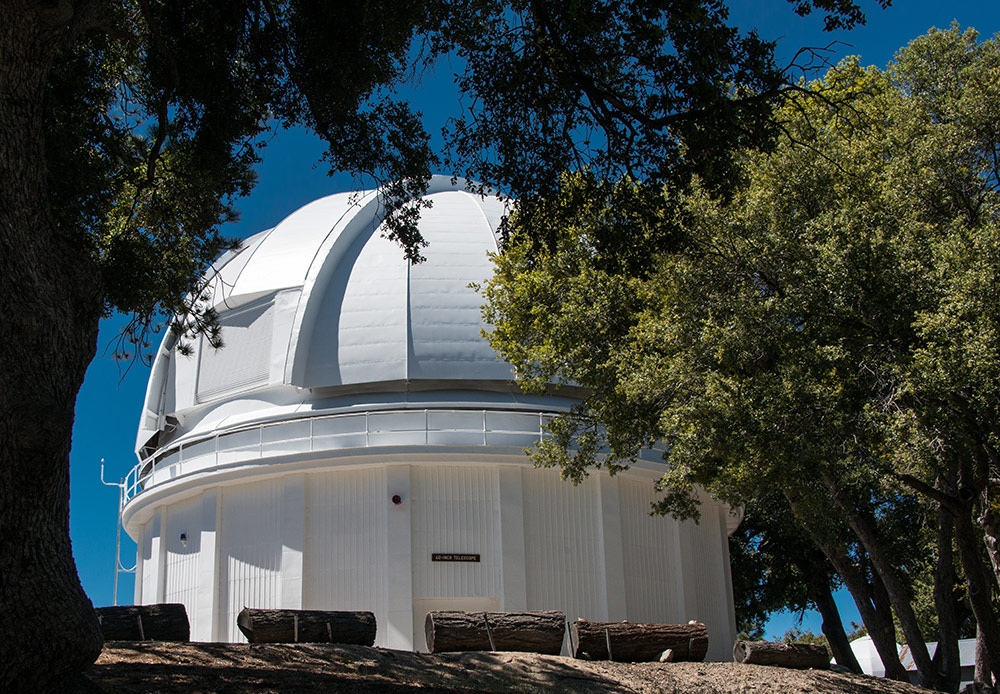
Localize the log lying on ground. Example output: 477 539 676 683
570 620 708 662
97 604 190 642
425 610 565 654
733 640 830 669
236 608 376 645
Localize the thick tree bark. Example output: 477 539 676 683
0 3 105 691
981 485 1000 597
976 624 991 687
933 505 962 693
570 620 708 662
97 604 190 642
424 611 565 655
237 608 377 645
808 574 862 674
954 509 1000 685
733 640 829 669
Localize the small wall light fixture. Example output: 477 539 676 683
391 494 402 506
180 532 188 547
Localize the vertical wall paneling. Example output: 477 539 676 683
280 475 305 609
152 509 167 603
219 479 283 641
618 476 678 623
411 466 501 601
717 504 738 653
143 514 159 604
692 504 731 661
674 514 699 624
133 522 146 605
521 470 603 622
497 466 527 611
142 512 158 604
303 467 388 635
195 489 220 641
163 495 202 636
694 501 732 660
384 465 413 649
597 474 627 621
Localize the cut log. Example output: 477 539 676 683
570 620 708 662
424 610 565 654
96 604 189 642
733 640 830 669
236 608 376 645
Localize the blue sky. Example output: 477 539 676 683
71 1 1000 638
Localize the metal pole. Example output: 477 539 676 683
113 481 124 605
101 458 123 605
102 458 137 606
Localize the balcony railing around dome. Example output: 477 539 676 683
121 408 668 503
123 409 545 502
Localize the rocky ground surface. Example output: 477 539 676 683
84 641 934 693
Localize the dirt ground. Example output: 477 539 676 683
85 641 932 694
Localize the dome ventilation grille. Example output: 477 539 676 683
196 300 274 402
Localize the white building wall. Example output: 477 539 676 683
385 465 413 650
133 521 146 605
131 461 738 657
194 489 220 641
691 503 737 661
302 467 388 642
522 470 604 621
163 495 202 637
618 475 681 624
218 479 284 641
410 465 503 650
139 513 160 605
410 466 501 599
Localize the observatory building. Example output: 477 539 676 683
122 176 739 657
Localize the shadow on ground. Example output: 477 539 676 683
88 641 928 694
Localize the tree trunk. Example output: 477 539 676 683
97 604 190 642
424 611 565 655
823 475 938 689
981 485 1000 597
954 509 1000 685
788 485 908 683
0 3 105 691
569 620 708 662
733 640 829 669
809 575 862 674
236 608 376 645
933 504 962 693
975 624 991 687
812 539 908 681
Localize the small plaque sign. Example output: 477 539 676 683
432 553 480 562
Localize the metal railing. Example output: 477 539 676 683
122 408 559 503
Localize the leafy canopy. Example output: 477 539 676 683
43 0 883 360
481 25 1000 658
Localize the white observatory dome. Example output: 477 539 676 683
122 177 740 657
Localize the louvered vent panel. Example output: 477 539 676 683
196 301 274 401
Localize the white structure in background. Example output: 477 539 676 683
121 176 740 657
847 636 976 688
